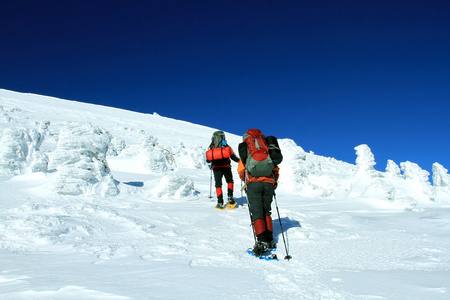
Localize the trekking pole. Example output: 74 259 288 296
208 169 213 199
243 176 256 242
240 181 244 206
246 196 256 243
274 193 292 260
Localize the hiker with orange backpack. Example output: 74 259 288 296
206 130 240 210
238 129 282 256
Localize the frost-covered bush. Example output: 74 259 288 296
48 122 118 196
0 127 48 175
400 161 435 201
153 173 196 199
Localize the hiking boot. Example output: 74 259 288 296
215 202 225 210
251 241 269 257
227 195 236 209
267 240 276 251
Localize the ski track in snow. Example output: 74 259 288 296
1 89 450 299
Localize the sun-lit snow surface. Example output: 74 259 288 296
1 88 450 299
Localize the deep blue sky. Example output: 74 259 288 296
1 0 449 175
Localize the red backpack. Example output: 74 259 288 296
241 129 274 177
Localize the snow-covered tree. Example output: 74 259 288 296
432 162 450 192
172 142 204 169
0 128 30 174
277 139 311 194
139 135 169 173
0 127 48 174
354 144 376 178
107 137 126 156
48 122 118 196
400 161 435 201
385 159 401 178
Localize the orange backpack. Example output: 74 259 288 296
206 146 232 161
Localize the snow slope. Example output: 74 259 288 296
1 89 450 299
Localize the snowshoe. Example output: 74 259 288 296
226 199 237 209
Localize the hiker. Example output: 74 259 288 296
238 129 281 256
206 130 240 210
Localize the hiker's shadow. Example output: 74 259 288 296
234 196 248 207
236 196 302 244
273 217 301 244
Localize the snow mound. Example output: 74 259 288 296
153 173 196 199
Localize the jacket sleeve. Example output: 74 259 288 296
227 146 240 163
237 160 245 181
231 153 240 163
273 166 280 188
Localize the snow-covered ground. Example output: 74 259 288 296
1 88 449 299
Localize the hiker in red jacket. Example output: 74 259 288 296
206 131 240 210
